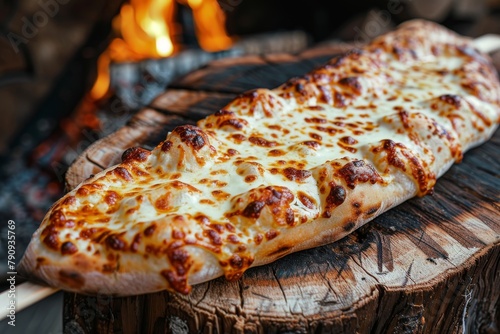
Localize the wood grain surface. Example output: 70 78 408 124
63 44 500 334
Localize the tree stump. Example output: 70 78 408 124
63 45 500 333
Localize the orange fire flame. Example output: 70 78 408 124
185 0 233 51
90 0 233 100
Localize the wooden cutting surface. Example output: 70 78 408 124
63 45 500 334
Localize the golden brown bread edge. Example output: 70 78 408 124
18 19 500 295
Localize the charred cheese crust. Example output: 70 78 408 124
19 20 500 295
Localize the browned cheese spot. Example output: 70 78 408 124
295 81 306 95
43 227 59 251
302 141 320 149
324 184 346 218
327 53 347 68
130 234 141 252
229 254 243 269
372 140 407 170
132 167 149 177
397 109 410 130
102 263 117 274
339 76 362 94
161 140 173 152
244 89 282 117
162 239 194 294
195 215 210 225
286 208 295 225
204 229 222 246
265 230 279 240
161 269 190 295
401 150 435 196
144 224 156 237
334 92 346 108
233 186 294 227
465 100 493 127
155 193 171 211
169 173 182 180
106 234 126 250
172 229 186 240
214 109 234 117
212 190 230 200
343 221 356 231
36 257 46 266
267 244 293 257
309 133 322 141
461 81 483 100
392 46 404 59
50 210 66 227
225 254 254 281
122 147 150 163
104 191 120 207
227 148 239 156
62 196 76 206
219 118 247 130
170 181 201 193
61 241 78 255
76 185 90 196
315 126 338 135
305 117 327 123
340 136 358 145
365 206 379 215
249 136 277 147
373 140 434 195
59 270 85 289
338 160 383 189
227 234 239 244
338 144 357 153
456 45 489 64
173 125 206 150
268 149 285 157
439 94 461 108
245 175 257 183
114 167 133 182
92 229 113 244
242 201 266 218
431 45 441 56
318 85 333 104
283 167 312 182
298 191 316 209
79 227 97 239
231 134 246 143
212 222 226 233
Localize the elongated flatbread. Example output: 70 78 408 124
19 20 500 295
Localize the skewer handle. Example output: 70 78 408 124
473 34 500 54
0 282 59 321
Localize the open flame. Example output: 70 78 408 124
90 0 233 100
186 0 233 51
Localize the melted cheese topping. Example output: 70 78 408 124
26 20 500 294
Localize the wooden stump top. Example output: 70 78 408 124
63 45 500 334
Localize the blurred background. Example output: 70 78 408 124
0 0 499 332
